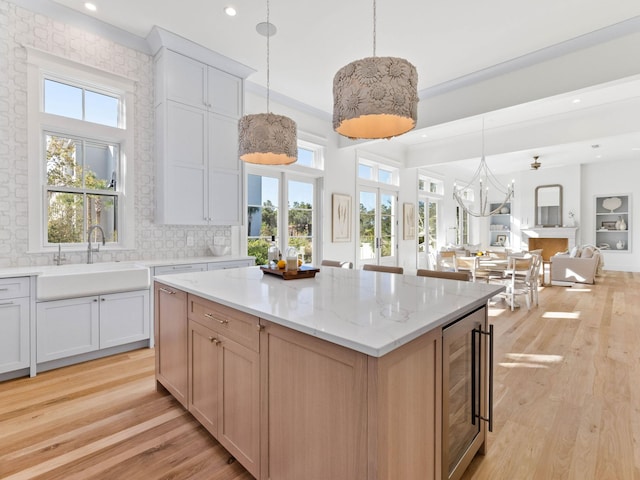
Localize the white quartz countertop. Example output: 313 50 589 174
0 256 254 279
155 266 505 357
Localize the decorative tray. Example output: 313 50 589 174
260 265 320 280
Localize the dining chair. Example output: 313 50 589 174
501 255 534 311
453 256 479 281
416 269 470 281
321 259 353 269
436 251 456 271
362 264 404 274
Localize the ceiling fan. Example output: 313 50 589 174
530 155 541 170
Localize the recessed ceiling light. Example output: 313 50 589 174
84 2 97 11
224 6 237 16
572 98 581 104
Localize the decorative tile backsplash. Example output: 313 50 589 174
0 0 232 268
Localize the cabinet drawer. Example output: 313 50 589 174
188 295 259 352
0 277 30 300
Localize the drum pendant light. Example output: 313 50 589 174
238 0 297 165
333 0 418 140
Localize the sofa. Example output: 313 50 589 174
550 245 603 285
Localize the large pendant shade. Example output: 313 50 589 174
333 56 418 140
238 113 297 165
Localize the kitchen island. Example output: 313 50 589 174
154 266 504 480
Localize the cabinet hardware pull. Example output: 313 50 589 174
101 298 106 302
208 336 215 342
256 324 264 331
93 298 98 302
0 288 9 291
218 319 229 325
204 313 214 319
159 287 175 295
213 338 221 345
0 301 15 306
473 324 494 433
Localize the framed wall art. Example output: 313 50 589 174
403 203 416 240
332 193 351 242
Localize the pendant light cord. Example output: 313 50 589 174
266 0 270 113
372 0 376 57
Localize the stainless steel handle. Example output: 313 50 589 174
487 323 494 432
0 301 15 307
174 265 192 269
471 327 477 426
204 313 214 319
159 287 175 295
0 288 9 291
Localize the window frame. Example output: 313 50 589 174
244 138 324 265
26 48 135 253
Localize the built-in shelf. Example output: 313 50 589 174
489 202 512 247
595 194 631 252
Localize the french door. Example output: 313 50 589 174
357 187 398 268
418 197 439 269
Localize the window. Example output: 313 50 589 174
247 172 318 265
456 206 471 246
246 139 323 265
358 159 399 186
418 175 444 195
27 48 135 251
45 134 119 243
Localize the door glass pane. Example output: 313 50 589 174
47 191 85 244
359 191 376 261
428 200 438 252
418 200 426 254
288 180 313 264
447 331 481 475
380 193 395 259
86 194 117 242
247 174 279 265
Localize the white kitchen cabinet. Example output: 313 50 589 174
154 263 209 276
0 277 30 375
37 296 100 363
207 258 254 271
37 290 150 363
155 48 244 226
99 290 150 349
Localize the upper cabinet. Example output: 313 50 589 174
154 48 246 225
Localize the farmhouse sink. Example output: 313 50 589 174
36 262 150 301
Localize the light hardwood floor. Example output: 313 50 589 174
0 271 637 479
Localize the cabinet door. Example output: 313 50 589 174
0 297 29 373
100 290 150 349
188 319 220 436
165 50 207 108
36 297 99 363
155 283 188 407
260 320 368 480
165 101 208 225
442 307 489 480
207 67 243 118
218 334 260 478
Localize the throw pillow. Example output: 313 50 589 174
569 246 579 258
582 246 594 258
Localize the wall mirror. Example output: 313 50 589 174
535 184 563 227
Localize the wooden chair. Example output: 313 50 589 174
436 251 456 271
321 260 353 269
453 256 479 281
362 264 404 274
416 269 470 281
500 255 535 311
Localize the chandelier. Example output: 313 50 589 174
453 120 514 217
332 0 418 140
238 0 297 165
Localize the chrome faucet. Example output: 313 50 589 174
87 225 106 264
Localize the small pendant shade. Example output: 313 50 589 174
238 113 297 165
333 56 418 140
